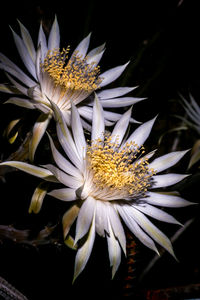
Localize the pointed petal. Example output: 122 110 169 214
0 83 18 94
86 43 105 66
73 214 96 282
29 181 49 213
95 200 108 237
44 164 81 189
47 133 81 179
73 33 91 58
0 52 36 87
64 235 77 250
100 97 145 108
48 187 76 201
38 23 48 61
130 206 176 257
153 174 189 188
11 27 36 79
29 113 52 162
99 62 129 87
108 204 126 255
189 93 200 114
36 44 42 82
5 97 35 109
77 106 93 122
145 191 193 207
122 116 157 149
48 16 60 50
63 204 80 238
91 94 105 143
18 20 36 63
97 87 137 99
110 107 132 145
117 205 159 254
50 100 81 169
74 196 96 244
148 150 190 173
71 102 86 160
5 73 28 95
0 161 57 182
107 218 121 279
134 204 181 225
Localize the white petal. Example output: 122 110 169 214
110 107 132 145
117 205 158 254
134 204 181 225
36 44 42 82
6 73 28 95
145 191 193 207
50 100 81 169
148 150 190 173
86 43 105 66
72 32 91 59
95 200 108 237
97 87 137 99
38 23 48 61
0 161 57 182
100 97 145 108
0 52 36 87
29 113 52 162
48 16 60 51
18 20 36 63
71 102 86 160
99 62 129 87
47 133 81 179
0 83 17 94
77 106 93 122
5 97 35 109
108 204 126 254
75 196 96 244
153 173 189 188
48 188 76 201
11 28 36 79
73 213 96 282
139 149 157 161
122 116 157 149
181 94 200 123
91 94 105 143
62 204 80 238
130 206 175 257
43 164 81 189
107 218 121 278
189 94 200 115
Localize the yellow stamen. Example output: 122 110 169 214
87 136 156 197
41 47 102 93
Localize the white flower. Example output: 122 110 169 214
179 93 200 134
178 93 200 169
0 95 192 281
0 16 144 161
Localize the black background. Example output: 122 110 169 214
0 0 200 299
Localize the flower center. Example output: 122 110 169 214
86 136 155 199
41 47 102 93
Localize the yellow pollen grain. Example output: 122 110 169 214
87 136 155 196
41 47 102 93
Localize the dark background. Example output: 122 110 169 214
0 0 200 299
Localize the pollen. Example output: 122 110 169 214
41 47 102 93
87 136 156 198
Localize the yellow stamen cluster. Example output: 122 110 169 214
41 47 102 93
87 136 155 197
